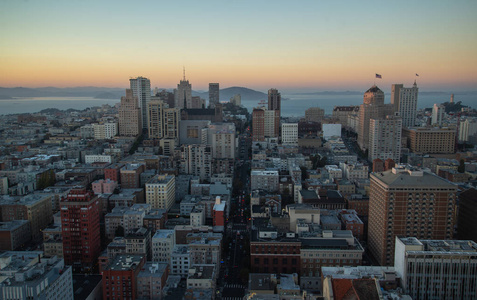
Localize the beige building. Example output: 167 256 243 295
368 166 457 265
305 107 325 123
332 106 359 127
145 175 175 211
402 126 456 154
357 86 394 152
119 89 142 137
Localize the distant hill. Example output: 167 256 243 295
0 86 124 98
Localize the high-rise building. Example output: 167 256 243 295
332 106 360 127
305 107 325 123
119 89 142 137
163 107 181 140
180 144 212 181
431 103 445 125
390 82 418 128
209 83 219 108
204 123 236 159
268 88 281 112
357 86 394 152
395 237 477 299
252 108 265 142
264 109 280 138
145 175 176 211
369 115 402 162
368 166 457 266
457 188 477 242
130 77 151 130
61 188 101 272
148 100 165 139
174 69 192 109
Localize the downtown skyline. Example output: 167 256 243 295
1 0 477 91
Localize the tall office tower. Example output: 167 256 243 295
395 237 477 299
130 77 151 129
368 166 457 266
148 100 165 139
357 86 394 152
163 107 180 140
174 69 192 109
61 188 101 272
458 188 477 242
369 115 402 162
390 82 419 128
305 107 325 123
209 83 219 108
145 174 175 211
119 89 142 137
252 108 265 141
281 123 298 145
431 103 445 125
268 88 281 113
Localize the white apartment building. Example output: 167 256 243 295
84 154 113 164
459 118 477 142
281 123 298 145
145 175 175 211
190 207 206 227
432 103 445 126
339 162 369 180
93 122 117 139
152 229 175 263
181 144 212 181
395 237 477 300
171 245 190 277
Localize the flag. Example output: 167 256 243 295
415 73 419 76
375 74 382 79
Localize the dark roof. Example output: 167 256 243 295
183 108 215 115
73 274 102 300
301 238 348 249
365 85 382 93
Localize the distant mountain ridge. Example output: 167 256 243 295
0 86 268 102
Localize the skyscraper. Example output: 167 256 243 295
368 166 457 265
390 82 418 128
130 76 151 130
174 68 192 109
148 100 165 139
357 85 394 152
268 88 281 112
209 83 219 108
61 188 101 272
369 114 402 162
119 89 142 137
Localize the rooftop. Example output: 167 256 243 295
106 255 144 271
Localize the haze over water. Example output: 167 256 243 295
1 92 474 117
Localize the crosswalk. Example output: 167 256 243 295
224 283 245 289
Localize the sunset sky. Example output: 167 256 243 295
1 0 476 92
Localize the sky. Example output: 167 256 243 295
1 0 477 92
